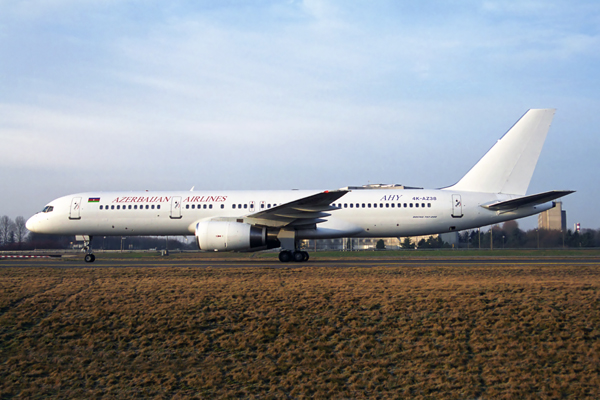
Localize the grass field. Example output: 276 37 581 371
1 263 599 398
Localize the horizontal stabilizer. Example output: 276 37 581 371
482 190 575 211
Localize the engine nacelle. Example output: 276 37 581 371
195 221 267 251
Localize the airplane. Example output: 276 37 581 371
26 109 574 263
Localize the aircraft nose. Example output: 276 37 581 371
26 215 38 232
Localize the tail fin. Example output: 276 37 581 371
446 109 555 195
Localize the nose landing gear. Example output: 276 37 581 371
81 235 96 263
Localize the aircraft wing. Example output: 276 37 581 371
482 190 575 211
244 190 349 228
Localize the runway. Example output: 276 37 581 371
2 255 599 268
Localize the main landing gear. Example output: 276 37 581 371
82 235 96 263
276 229 309 263
278 250 309 263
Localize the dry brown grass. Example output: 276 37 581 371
1 264 599 399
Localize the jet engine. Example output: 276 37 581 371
195 221 270 251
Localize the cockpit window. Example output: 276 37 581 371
42 206 54 213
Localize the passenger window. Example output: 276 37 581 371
428 203 431 208
362 204 365 208
386 203 389 208
157 205 160 210
233 204 236 209
422 203 425 208
409 203 413 208
111 205 115 210
344 204 348 208
220 204 224 209
209 204 213 209
117 205 120 210
380 203 383 208
416 203 419 208
404 203 407 208
243 204 247 209
350 204 353 208
151 205 155 209
391 203 394 208
134 205 137 209
99 205 103 210
368 204 372 208
261 204 265 209
145 205 149 209
204 204 207 209
190 205 194 209
267 204 271 208
128 205 132 209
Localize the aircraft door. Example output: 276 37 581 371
170 196 182 219
69 197 82 220
249 201 255 213
452 194 463 218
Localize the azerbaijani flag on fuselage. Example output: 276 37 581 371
88 197 100 203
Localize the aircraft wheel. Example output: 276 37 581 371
293 251 305 262
278 251 292 262
84 254 96 263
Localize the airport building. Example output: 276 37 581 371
538 201 567 231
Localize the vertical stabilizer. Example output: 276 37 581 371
446 109 555 195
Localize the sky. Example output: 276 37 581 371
1 0 599 231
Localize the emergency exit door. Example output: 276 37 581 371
69 197 81 220
170 196 182 219
452 194 463 218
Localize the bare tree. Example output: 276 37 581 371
14 216 28 243
0 215 12 246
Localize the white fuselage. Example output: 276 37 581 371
26 188 553 240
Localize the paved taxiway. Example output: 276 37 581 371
2 256 599 268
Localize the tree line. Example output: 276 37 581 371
457 220 600 249
387 220 599 250
0 216 29 249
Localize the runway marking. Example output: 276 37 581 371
0 255 52 259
